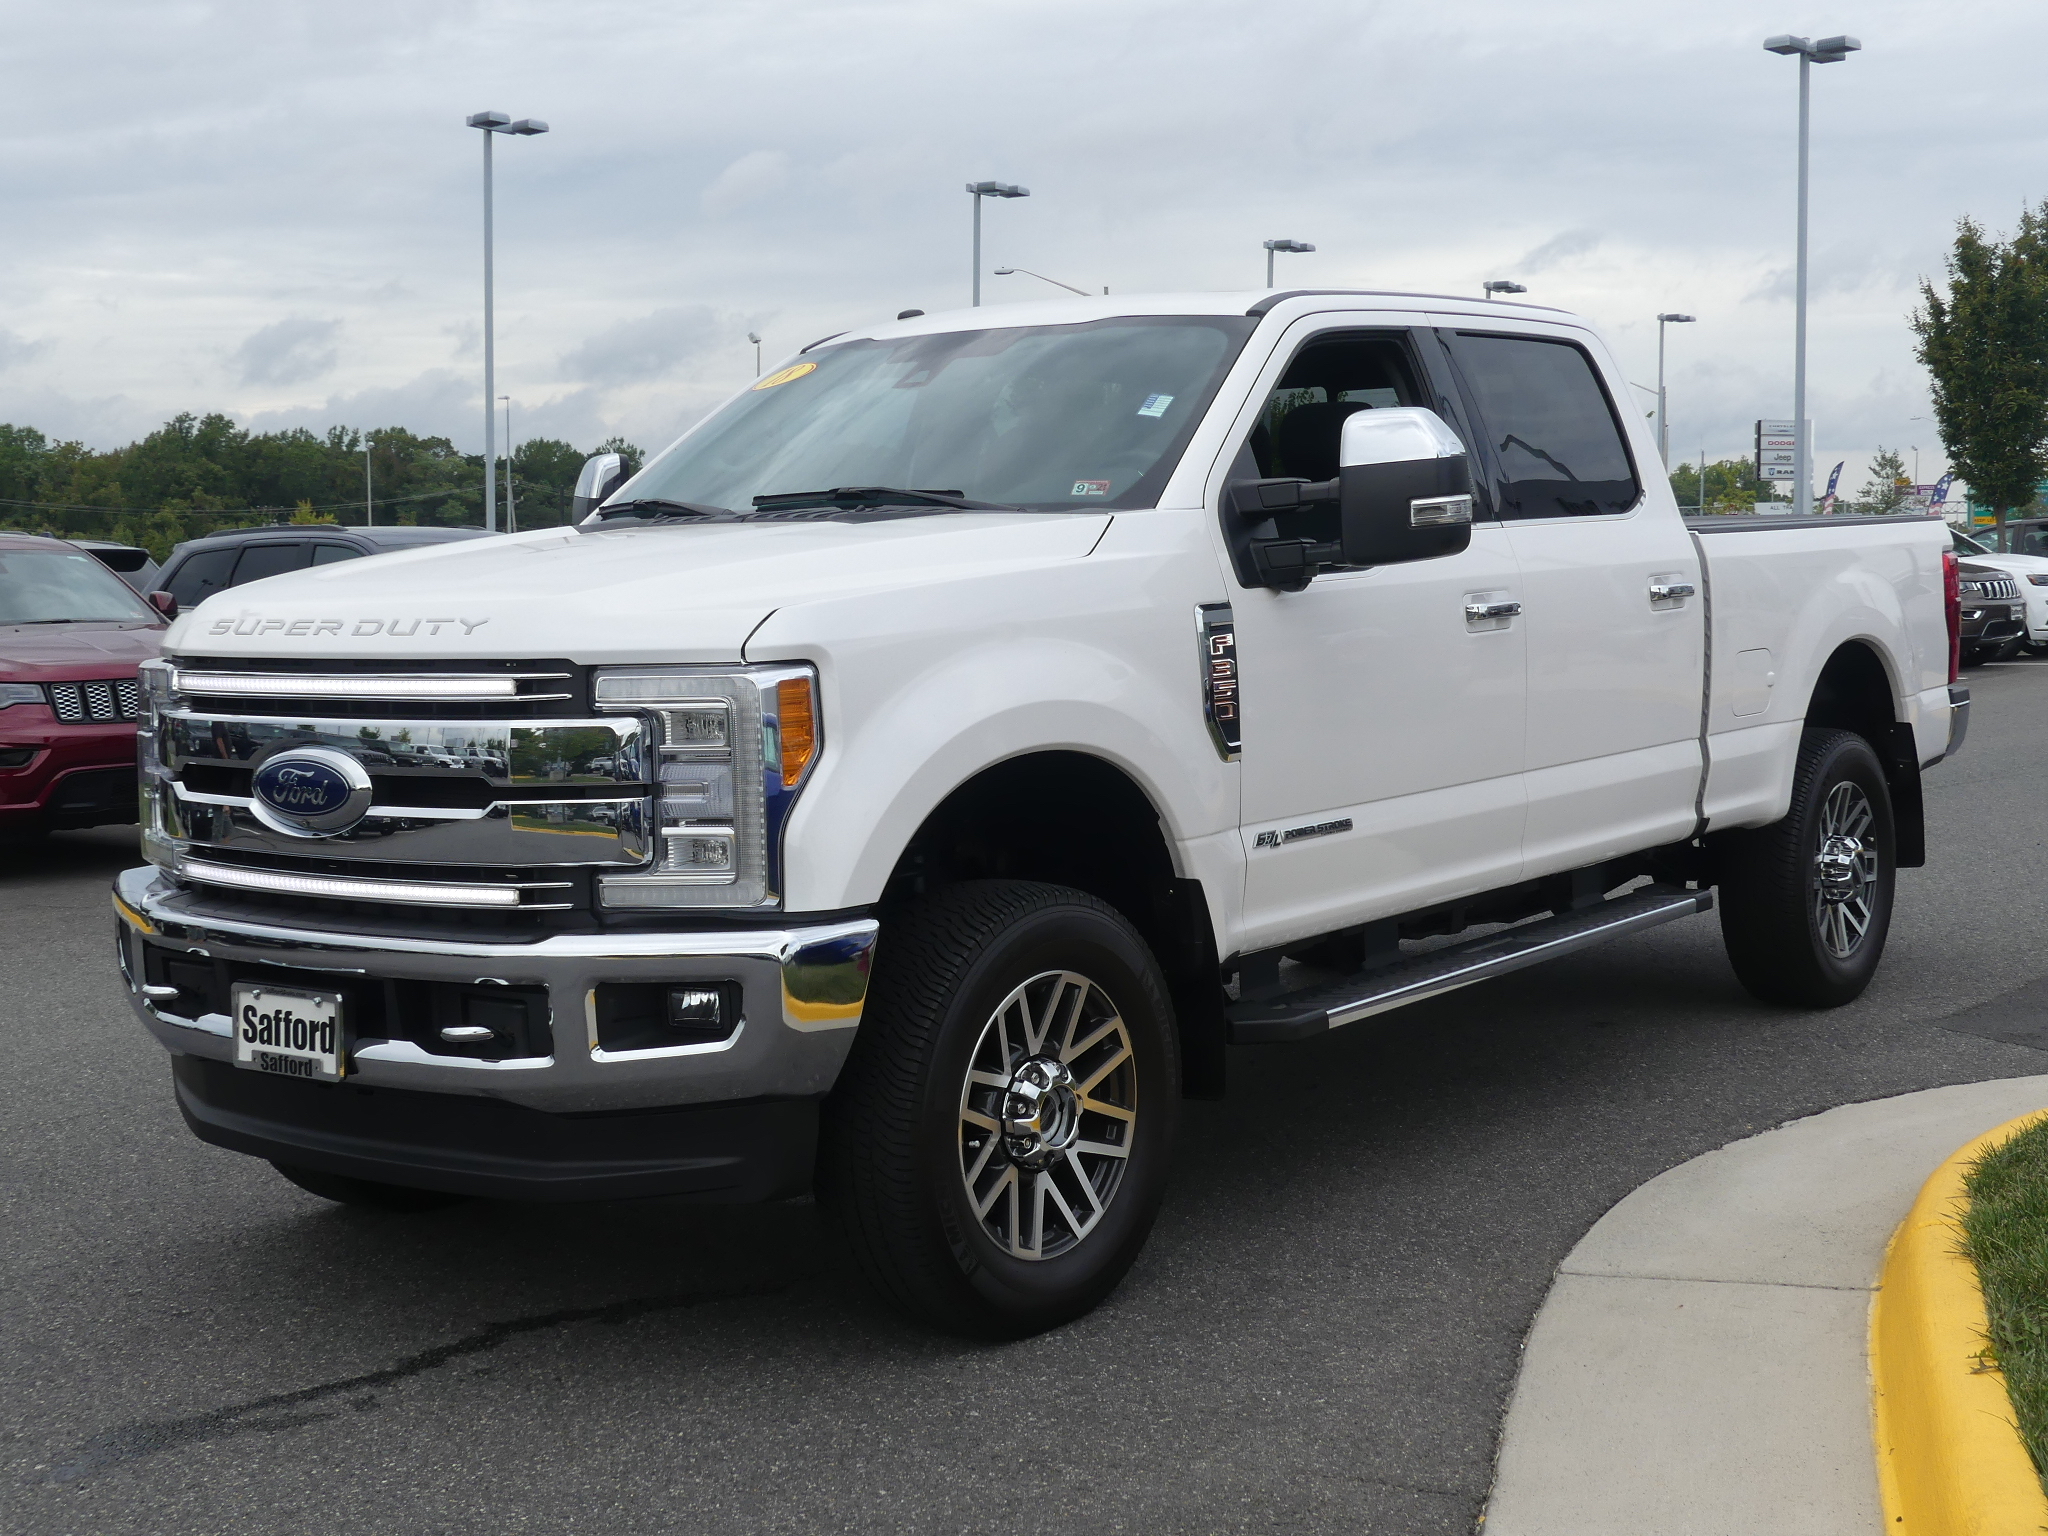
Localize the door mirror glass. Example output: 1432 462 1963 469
572 453 628 521
1336 407 1473 565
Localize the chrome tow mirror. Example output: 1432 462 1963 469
572 452 629 522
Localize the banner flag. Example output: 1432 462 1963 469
1820 461 1843 514
1930 471 1955 508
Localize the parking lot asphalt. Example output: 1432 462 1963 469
4 660 2045 1536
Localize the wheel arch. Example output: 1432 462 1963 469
881 749 1228 1099
1800 638 1925 867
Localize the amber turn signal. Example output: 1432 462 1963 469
777 676 817 788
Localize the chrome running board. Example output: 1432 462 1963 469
1226 887 1714 1044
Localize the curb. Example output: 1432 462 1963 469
1872 1109 2048 1532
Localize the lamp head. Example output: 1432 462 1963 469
508 118 549 135
1483 280 1528 296
466 110 512 129
967 181 1029 198
747 332 760 344
1658 313 1696 323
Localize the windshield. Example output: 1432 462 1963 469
617 316 1255 512
0 548 158 625
1952 532 1989 556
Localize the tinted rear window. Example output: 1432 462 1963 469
230 543 311 585
312 543 364 565
1449 333 1640 519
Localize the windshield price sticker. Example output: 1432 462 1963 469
750 362 817 391
232 982 345 1082
1070 480 1111 496
1137 393 1174 417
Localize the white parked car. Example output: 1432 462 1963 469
119 288 1965 1336
1951 527 2048 655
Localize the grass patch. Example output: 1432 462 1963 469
1961 1114 2048 1487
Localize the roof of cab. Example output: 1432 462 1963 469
809 288 1575 351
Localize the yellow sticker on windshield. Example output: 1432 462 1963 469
751 362 817 391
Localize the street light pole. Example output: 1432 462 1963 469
966 181 1029 306
1764 34 1859 517
467 110 548 533
748 331 761 376
363 434 373 527
1656 313 1695 467
1263 239 1315 288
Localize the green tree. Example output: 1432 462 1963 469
1854 447 1910 514
1913 206 2048 535
1668 457 1779 516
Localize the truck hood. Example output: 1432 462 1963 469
167 512 1113 663
0 621 165 683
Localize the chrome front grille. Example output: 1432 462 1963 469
51 678 141 723
1962 575 2021 601
146 658 657 912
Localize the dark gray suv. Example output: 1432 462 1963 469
152 524 488 616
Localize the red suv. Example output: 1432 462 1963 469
0 533 167 839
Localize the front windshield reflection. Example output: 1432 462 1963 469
619 316 1254 514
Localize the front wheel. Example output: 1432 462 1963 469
818 881 1180 1338
1717 727 1896 1008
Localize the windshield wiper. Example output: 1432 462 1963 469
11 617 97 625
591 498 732 521
750 486 1020 512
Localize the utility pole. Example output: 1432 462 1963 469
500 396 515 533
364 434 373 526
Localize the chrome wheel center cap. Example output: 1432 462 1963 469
1816 835 1865 901
1001 1057 1080 1169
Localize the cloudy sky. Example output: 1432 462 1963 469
2 0 2041 498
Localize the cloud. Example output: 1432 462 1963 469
701 150 792 217
1514 229 1602 274
557 307 727 386
0 328 49 371
233 317 339 387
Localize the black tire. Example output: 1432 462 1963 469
818 881 1180 1338
271 1162 470 1213
1717 727 1895 1008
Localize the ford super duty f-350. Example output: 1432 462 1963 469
115 289 1968 1335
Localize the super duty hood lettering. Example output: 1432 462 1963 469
206 617 491 638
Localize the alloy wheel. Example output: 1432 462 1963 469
956 969 1137 1261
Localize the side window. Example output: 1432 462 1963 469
164 548 237 608
229 542 310 586
1235 331 1427 545
312 543 364 565
1447 333 1640 519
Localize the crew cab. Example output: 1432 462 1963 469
113 290 1964 1335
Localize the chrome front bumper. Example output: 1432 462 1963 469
112 865 877 1114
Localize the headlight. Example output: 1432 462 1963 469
2027 574 2048 587
592 664 819 910
0 682 45 709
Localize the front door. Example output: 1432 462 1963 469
1218 320 1528 954
1437 323 1704 878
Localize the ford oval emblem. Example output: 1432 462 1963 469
250 747 373 836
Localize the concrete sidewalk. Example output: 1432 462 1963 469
1483 1075 2048 1535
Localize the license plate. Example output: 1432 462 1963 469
231 982 345 1082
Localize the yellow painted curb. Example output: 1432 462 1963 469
1872 1108 2048 1533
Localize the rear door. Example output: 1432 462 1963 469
1437 323 1703 877
1217 316 1527 951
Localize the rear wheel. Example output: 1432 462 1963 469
819 881 1179 1338
1717 728 1895 1008
271 1162 469 1213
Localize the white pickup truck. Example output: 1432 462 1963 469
116 289 1967 1336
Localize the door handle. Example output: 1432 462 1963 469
1465 600 1522 621
1649 581 1696 603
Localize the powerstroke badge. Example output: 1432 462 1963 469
1196 603 1240 761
